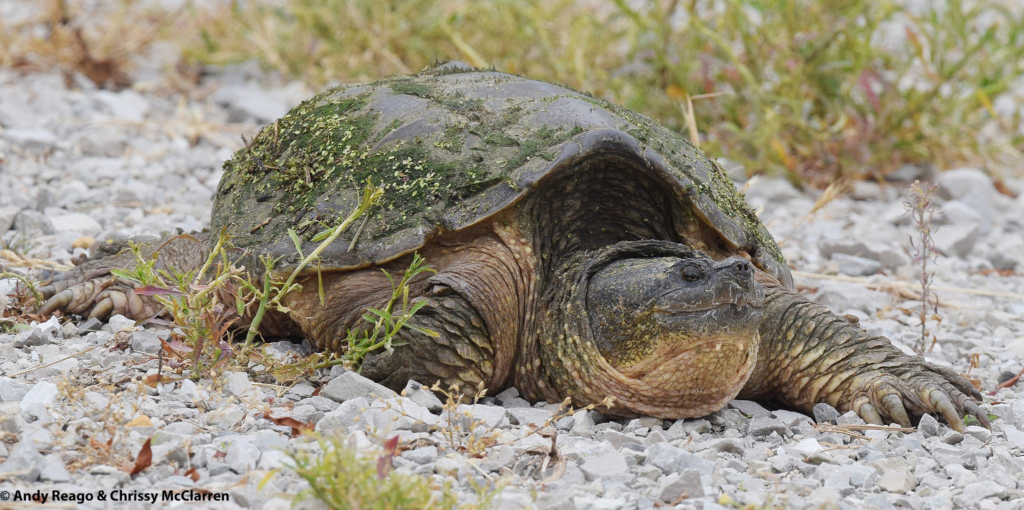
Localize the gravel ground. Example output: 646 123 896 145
2 35 1024 510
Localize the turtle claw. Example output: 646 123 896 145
37 275 145 321
832 358 988 432
39 290 73 316
88 297 115 320
880 393 912 428
40 284 56 300
963 400 990 429
929 390 964 432
858 403 884 425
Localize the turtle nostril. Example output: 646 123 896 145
736 260 751 273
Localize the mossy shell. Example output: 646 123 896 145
212 62 792 288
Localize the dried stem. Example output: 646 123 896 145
903 180 940 355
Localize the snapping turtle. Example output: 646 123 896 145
40 62 987 429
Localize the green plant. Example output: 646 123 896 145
243 180 384 348
288 434 487 510
339 253 438 369
111 233 250 378
105 178 436 380
431 383 502 458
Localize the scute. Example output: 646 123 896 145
211 63 792 288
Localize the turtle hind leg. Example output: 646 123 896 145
359 288 495 396
38 233 214 320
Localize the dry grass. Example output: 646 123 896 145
0 0 182 89
3 0 1022 184
181 0 1024 184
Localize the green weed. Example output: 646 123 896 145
110 233 251 378
288 433 498 510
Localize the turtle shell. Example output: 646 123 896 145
212 62 792 288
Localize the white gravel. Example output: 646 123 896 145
2 24 1024 510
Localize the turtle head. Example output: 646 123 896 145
587 256 764 361
550 241 765 418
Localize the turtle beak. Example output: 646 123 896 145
710 257 763 309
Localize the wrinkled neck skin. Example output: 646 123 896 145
517 240 762 418
510 159 765 418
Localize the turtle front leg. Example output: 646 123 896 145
739 272 988 432
38 234 213 320
358 285 496 394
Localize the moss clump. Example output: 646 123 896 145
441 93 485 118
434 124 465 152
390 80 431 98
480 130 517 147
501 125 575 171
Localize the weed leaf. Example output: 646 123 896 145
128 438 153 476
376 436 399 480
134 285 186 296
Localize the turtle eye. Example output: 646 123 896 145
681 263 705 282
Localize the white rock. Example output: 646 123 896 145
580 450 628 481
933 223 980 258
772 409 813 428
935 167 997 225
258 450 290 470
448 404 506 428
0 377 32 402
206 403 246 428
107 314 138 332
223 371 255 398
806 486 841 507
955 480 1006 507
571 409 595 435
729 400 771 418
812 281 891 315
644 443 713 476
870 457 918 493
226 439 261 473
792 438 823 455
402 380 443 412
1 128 58 150
94 90 150 121
918 413 941 437
657 469 704 502
964 425 991 443
842 463 879 488
13 209 54 235
19 381 58 411
0 440 44 481
38 457 71 482
129 331 162 354
316 397 369 435
938 199 988 233
833 253 882 276
507 407 553 426
253 429 290 451
367 397 437 433
0 205 20 232
434 456 462 477
178 379 201 400
213 85 292 123
50 212 102 237
743 177 801 203
401 445 437 465
320 371 396 403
